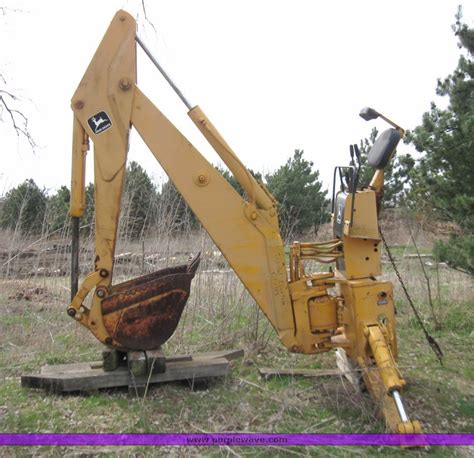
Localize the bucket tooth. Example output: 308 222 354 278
101 252 200 351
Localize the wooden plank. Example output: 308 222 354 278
193 349 244 361
41 362 100 374
25 348 243 393
335 348 362 392
166 355 192 363
22 358 229 393
91 354 192 370
39 349 242 375
259 367 342 379
404 254 432 258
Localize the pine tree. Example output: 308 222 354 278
122 161 158 238
0 179 47 234
265 150 329 239
46 186 71 232
405 8 473 272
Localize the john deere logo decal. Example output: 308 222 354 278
87 111 112 134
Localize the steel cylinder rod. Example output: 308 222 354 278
71 216 80 300
135 35 193 110
392 390 409 423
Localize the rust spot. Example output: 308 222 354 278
101 253 200 351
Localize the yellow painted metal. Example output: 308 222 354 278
188 106 274 211
366 325 405 392
69 10 137 346
358 354 421 433
364 326 423 433
70 117 88 217
288 277 338 353
342 191 379 239
289 240 343 282
369 169 385 194
398 420 422 434
337 278 397 361
131 87 299 349
335 190 381 279
67 270 103 328
342 237 382 279
66 9 421 433
308 294 338 332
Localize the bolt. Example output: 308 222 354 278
270 209 276 217
67 308 76 317
119 15 126 21
119 77 131 91
198 174 206 183
96 288 106 298
99 269 108 278
74 100 84 110
251 211 257 220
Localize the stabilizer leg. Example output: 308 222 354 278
362 325 422 433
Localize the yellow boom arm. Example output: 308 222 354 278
69 10 301 350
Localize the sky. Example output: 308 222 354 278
0 0 472 196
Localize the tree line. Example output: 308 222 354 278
0 150 329 242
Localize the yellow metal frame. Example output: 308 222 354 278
68 10 421 433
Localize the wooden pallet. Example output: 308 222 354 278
21 349 243 394
258 367 343 379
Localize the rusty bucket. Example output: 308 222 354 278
101 253 200 351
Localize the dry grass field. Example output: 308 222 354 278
0 218 473 456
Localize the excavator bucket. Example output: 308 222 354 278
101 253 200 351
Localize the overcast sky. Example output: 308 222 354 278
1 0 472 195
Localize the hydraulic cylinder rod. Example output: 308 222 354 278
135 35 193 110
71 216 80 300
135 34 273 210
392 390 409 423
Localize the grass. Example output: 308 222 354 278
0 228 473 456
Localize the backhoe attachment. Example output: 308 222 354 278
67 9 423 433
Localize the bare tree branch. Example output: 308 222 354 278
140 0 157 34
0 6 21 15
1 8 36 151
0 88 37 150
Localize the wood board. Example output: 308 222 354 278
258 367 343 379
21 349 243 394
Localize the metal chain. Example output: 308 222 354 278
380 227 444 365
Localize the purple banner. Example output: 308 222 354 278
0 434 473 446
